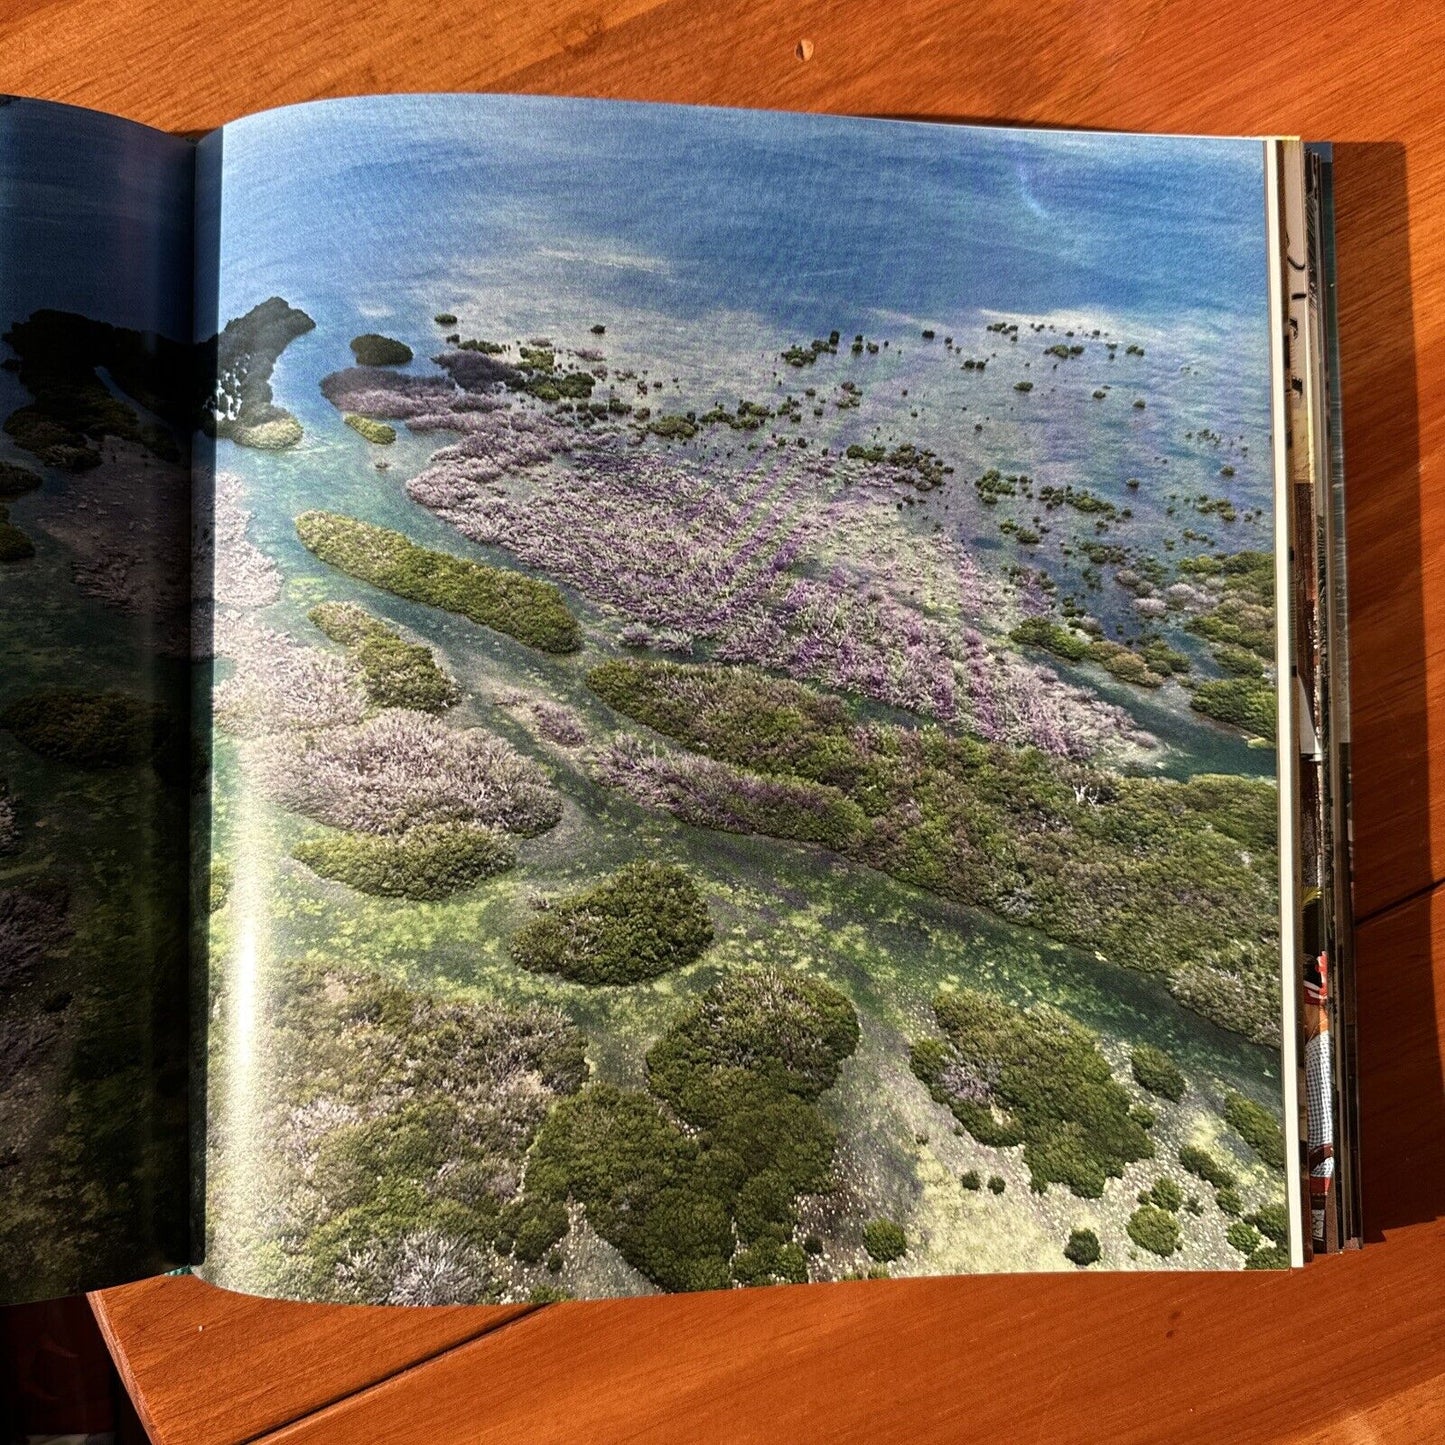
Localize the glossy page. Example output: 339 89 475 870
197 95 1296 1302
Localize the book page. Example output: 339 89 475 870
199 96 1298 1302
0 99 196 1303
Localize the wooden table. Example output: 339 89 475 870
5 0 1440 1438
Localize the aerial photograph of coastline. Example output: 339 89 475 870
199 95 1294 1303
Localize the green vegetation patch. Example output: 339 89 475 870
0 688 168 769
1141 1176 1183 1212
1010 617 1089 662
259 963 586 1303
1127 1204 1181 1257
1191 677 1277 742
862 1220 908 1262
911 987 1152 1197
1064 1228 1101 1266
1224 1091 1286 1170
1087 639 1164 689
1247 1201 1289 1246
350 333 413 366
343 413 397 444
309 601 460 712
297 511 580 654
511 860 714 985
647 967 860 1105
529 968 858 1291
1227 1220 1262 1255
293 823 513 901
1131 1044 1185 1102
1244 1244 1290 1270
645 413 698 440
588 658 1281 1040
1178 1144 1236 1191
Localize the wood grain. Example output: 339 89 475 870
0 0 1428 1437
88 1275 533 1443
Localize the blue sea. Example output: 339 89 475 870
203 95 1277 779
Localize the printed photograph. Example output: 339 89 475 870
200 95 1293 1303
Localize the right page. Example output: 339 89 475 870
198 95 1299 1302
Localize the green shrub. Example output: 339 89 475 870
862 1219 907 1262
1127 1204 1181 1257
1178 1144 1237 1191
1244 1244 1290 1270
1246 1201 1290 1246
1130 1103 1157 1131
988 1175 1006 1194
1064 1228 1101 1266
646 414 698 440
1224 1091 1286 1169
1088 639 1164 688
1010 617 1089 662
529 969 857 1294
1216 1186 1243 1217
732 1238 809 1286
0 688 167 769
343 413 397 444
350 333 413 366
309 601 460 712
1226 1220 1261 1255
1131 1044 1185 1101
1191 678 1277 741
499 1196 569 1264
802 1233 823 1255
297 510 580 654
648 967 859 1104
293 823 513 900
1143 1176 1183 1213
914 988 1152 1197
512 861 713 985
1213 643 1266 678
960 1170 982 1191
434 313 458 326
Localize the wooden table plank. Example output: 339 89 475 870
88 1276 533 1444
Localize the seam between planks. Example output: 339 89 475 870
240 1304 549 1445
1355 874 1445 929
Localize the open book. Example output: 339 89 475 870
0 93 1357 1306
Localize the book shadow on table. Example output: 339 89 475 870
1331 140 1443 1241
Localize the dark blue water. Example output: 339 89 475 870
207 96 1269 346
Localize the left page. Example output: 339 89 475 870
0 99 196 1301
